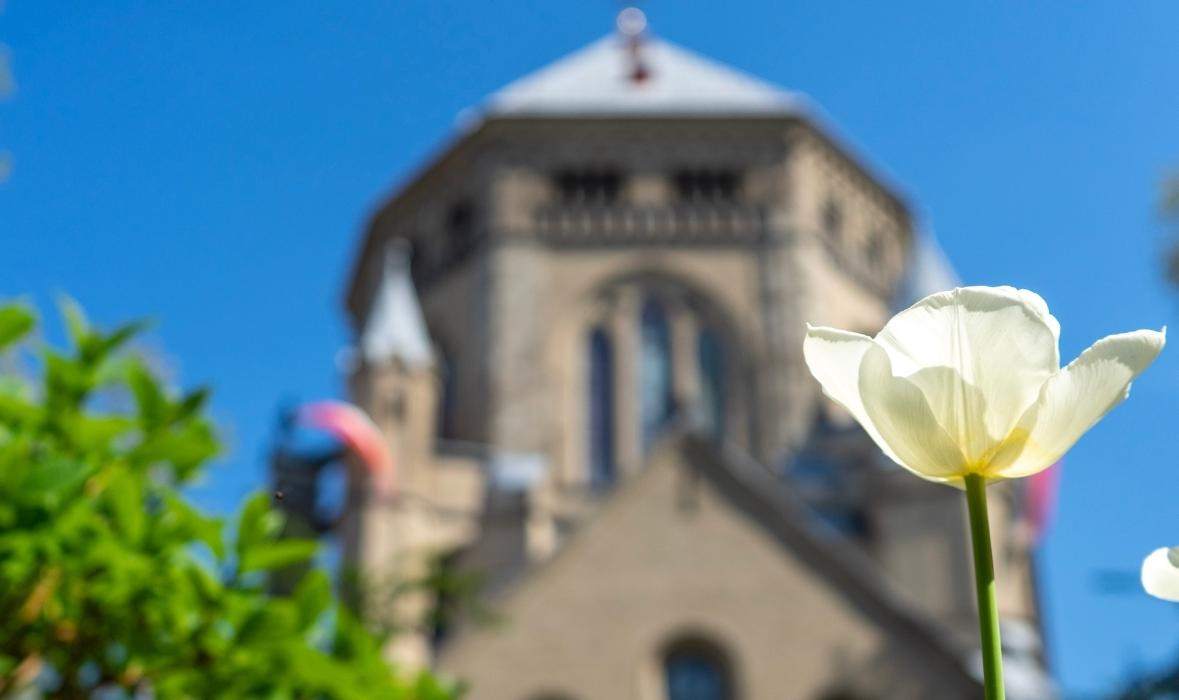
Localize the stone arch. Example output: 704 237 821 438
647 626 743 700
550 267 753 491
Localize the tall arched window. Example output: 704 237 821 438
639 299 675 451
696 327 726 442
587 327 616 489
664 638 732 700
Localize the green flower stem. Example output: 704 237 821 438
965 472 1005 700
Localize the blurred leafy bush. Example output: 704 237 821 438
0 301 458 699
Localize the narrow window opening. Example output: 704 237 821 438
639 300 675 451
587 327 616 489
556 169 623 205
674 169 741 204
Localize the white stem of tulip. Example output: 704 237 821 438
965 472 1005 700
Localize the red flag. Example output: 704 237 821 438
298 401 395 498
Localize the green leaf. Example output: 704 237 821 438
235 604 296 646
294 570 332 630
239 539 318 574
133 420 219 479
105 468 145 543
68 414 134 450
43 349 95 417
12 455 90 511
128 359 167 429
0 392 40 425
174 386 211 423
185 561 223 604
58 294 90 347
0 304 35 350
162 492 225 559
236 492 273 558
95 319 150 358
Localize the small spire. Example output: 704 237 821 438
616 6 650 83
359 239 434 369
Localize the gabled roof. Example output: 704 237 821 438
358 241 434 368
440 432 980 695
483 35 802 118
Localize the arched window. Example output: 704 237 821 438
587 327 616 489
696 328 726 442
664 638 733 700
639 299 675 451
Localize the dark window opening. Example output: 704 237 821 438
447 201 478 259
664 638 733 700
823 198 843 241
587 327 616 490
674 169 740 204
555 169 623 205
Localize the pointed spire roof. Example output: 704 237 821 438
483 34 801 118
359 241 434 368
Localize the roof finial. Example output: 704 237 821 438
616 6 650 83
616 6 647 36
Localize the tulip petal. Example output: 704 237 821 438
990 328 1166 479
802 325 873 415
802 326 891 447
875 287 1061 463
1142 547 1179 602
804 326 929 474
857 343 968 482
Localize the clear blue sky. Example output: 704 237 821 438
3 2 1178 695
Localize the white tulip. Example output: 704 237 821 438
803 286 1164 486
1142 547 1179 602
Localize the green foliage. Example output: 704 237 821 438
0 301 458 699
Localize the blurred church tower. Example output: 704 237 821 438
284 8 1056 699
